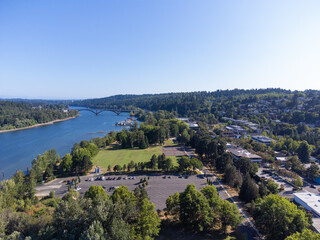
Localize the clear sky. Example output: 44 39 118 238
1 0 320 99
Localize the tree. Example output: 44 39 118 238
150 155 158 170
307 164 320 180
165 192 180 216
82 155 93 173
178 156 191 172
216 153 233 172
113 165 122 172
239 174 258 203
190 158 203 170
139 136 149 149
178 129 190 144
84 186 108 202
80 220 107 240
235 157 257 176
219 200 242 234
258 182 268 198
85 143 99 157
285 229 320 240
61 154 73 172
128 161 135 171
224 165 242 189
293 177 303 188
201 185 222 212
179 184 213 232
266 181 279 194
163 158 173 171
254 195 309 240
72 148 92 173
111 185 136 204
135 198 161 240
298 141 310 163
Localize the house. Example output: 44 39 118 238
251 135 277 146
176 118 199 129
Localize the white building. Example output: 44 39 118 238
227 146 262 162
294 192 320 217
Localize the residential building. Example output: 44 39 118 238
251 135 277 146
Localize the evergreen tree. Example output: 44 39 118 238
239 174 258 203
179 184 213 232
298 141 310 163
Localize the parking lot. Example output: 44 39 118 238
36 174 208 210
257 168 294 197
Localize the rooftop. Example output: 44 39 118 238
294 191 320 217
227 147 262 161
251 135 276 143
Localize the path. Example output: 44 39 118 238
203 167 264 240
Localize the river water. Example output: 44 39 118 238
0 107 129 179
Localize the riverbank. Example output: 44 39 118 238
0 115 79 134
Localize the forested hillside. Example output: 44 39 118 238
0 101 78 131
74 88 320 124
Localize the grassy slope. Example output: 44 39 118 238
93 140 178 170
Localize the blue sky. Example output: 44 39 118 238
1 0 320 99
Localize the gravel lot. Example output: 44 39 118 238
36 174 208 210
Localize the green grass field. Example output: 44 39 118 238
93 140 178 171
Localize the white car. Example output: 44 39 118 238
75 187 81 191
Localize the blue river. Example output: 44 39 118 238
0 107 129 179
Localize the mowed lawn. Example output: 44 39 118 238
93 140 178 170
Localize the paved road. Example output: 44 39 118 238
203 167 263 240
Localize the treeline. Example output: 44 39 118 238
210 146 314 240
31 132 117 182
190 128 226 162
0 178 161 239
74 88 301 123
165 184 242 233
116 119 190 149
0 101 78 130
112 154 203 173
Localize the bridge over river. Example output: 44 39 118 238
78 108 137 115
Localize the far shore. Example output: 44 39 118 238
0 115 79 134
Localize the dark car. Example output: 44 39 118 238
311 185 316 189
117 177 121 180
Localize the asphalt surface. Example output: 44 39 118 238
36 173 207 210
36 170 263 239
